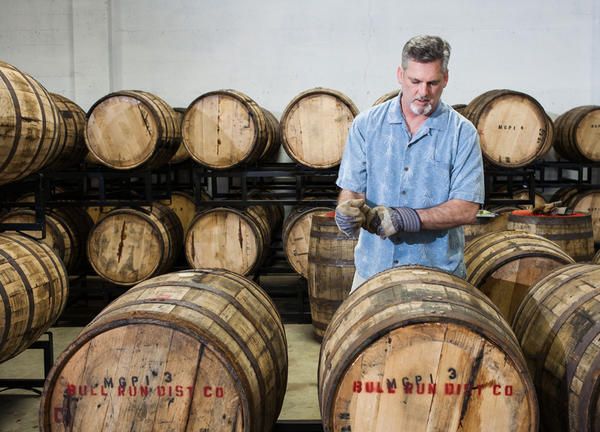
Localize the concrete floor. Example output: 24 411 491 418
0 324 321 431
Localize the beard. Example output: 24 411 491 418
410 99 433 115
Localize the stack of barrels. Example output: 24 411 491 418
0 61 88 185
4 58 600 432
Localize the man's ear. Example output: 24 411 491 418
397 66 404 85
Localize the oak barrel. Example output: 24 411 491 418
452 103 467 114
282 205 333 277
308 214 357 339
0 207 93 272
0 233 68 364
463 212 511 246
87 203 183 285
465 230 575 322
0 61 63 185
85 90 180 170
181 89 280 169
553 105 600 162
567 189 600 245
372 89 399 106
319 265 538 432
45 93 87 170
507 210 594 262
169 107 191 164
280 87 359 168
463 89 553 168
513 263 600 432
160 189 211 234
185 205 281 275
40 268 287 432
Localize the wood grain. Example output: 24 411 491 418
40 268 287 432
307 214 356 339
85 90 180 170
463 89 552 168
0 207 93 272
507 211 594 262
0 61 63 184
282 205 333 277
181 90 280 169
513 263 600 432
553 106 600 162
281 88 358 168
46 93 87 170
87 203 183 285
0 232 68 364
465 230 575 322
319 265 538 432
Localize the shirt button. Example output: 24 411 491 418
401 191 406 195
404 167 409 171
394 260 399 264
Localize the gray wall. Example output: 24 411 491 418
1 0 599 120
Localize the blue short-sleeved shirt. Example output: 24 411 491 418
336 93 484 279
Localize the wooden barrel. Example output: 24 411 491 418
281 205 333 277
39 268 287 432
463 212 511 246
512 188 547 210
319 265 538 431
280 87 359 168
185 205 281 275
85 90 180 170
553 105 600 162
567 189 600 245
45 93 87 170
463 89 553 168
0 61 63 185
87 203 183 285
372 89 399 106
452 103 467 114
507 210 594 262
169 107 191 164
160 189 211 234
308 214 356 340
181 89 280 169
465 230 575 322
0 233 68 364
0 207 93 272
549 186 579 205
513 263 600 432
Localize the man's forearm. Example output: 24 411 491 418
338 189 365 205
416 199 479 230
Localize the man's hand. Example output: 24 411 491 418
335 199 368 238
366 206 421 239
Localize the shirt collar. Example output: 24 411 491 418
386 91 449 131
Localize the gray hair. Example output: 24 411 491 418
401 35 451 72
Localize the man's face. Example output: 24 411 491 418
397 59 448 116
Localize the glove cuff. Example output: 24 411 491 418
392 207 421 232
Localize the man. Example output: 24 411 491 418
335 35 484 291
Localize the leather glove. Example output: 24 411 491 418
335 198 368 238
366 206 421 239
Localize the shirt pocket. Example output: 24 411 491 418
419 160 451 205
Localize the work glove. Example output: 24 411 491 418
366 206 421 240
335 198 369 238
